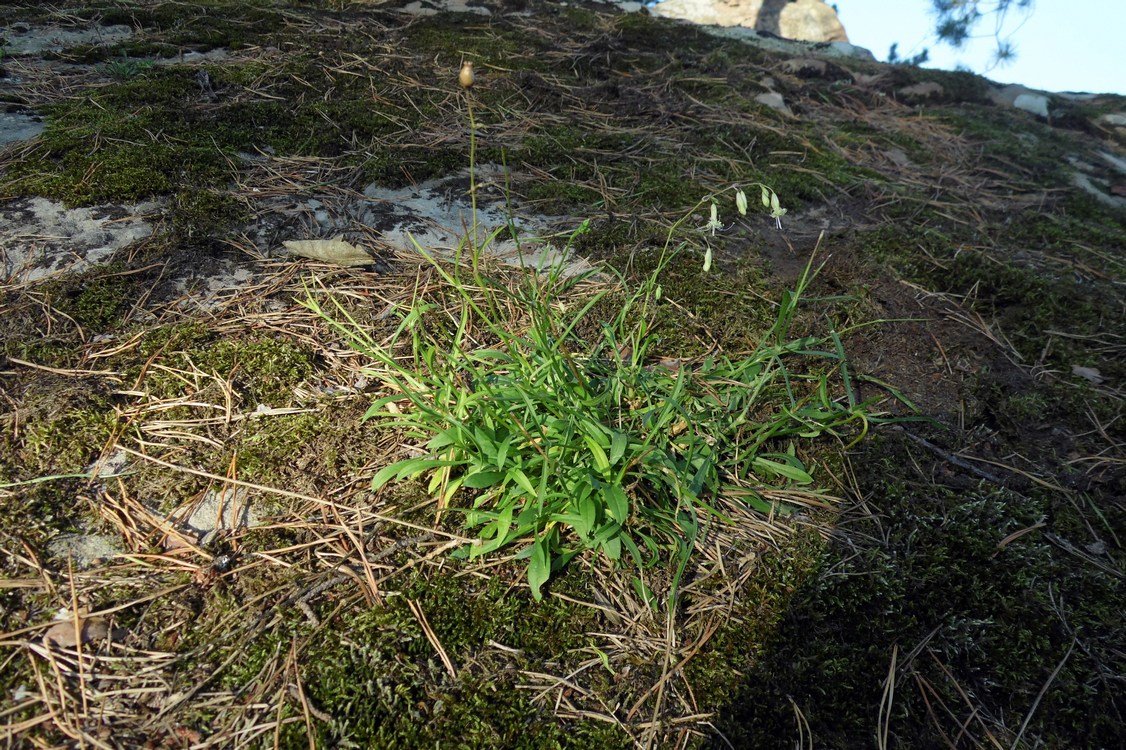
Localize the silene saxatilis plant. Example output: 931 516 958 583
303 62 887 607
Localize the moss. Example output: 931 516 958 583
2 377 118 541
20 405 116 474
361 144 470 188
1 337 77 370
402 14 533 68
133 321 212 360
1000 194 1126 280
859 204 1124 383
205 567 626 748
73 0 296 51
6 67 235 204
169 187 247 240
692 121 879 209
612 9 716 59
39 265 140 330
188 336 316 405
0 480 89 546
118 329 317 419
936 105 1075 185
233 406 384 484
712 438 1125 747
5 55 416 204
403 570 601 657
912 67 993 103
686 530 825 708
1 1 1121 747
523 180 604 213
612 246 776 356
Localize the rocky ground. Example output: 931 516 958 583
1 1 1124 747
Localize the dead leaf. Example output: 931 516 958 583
883 148 912 167
284 236 373 267
1071 365 1104 384
44 617 110 648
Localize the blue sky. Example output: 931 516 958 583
836 0 1125 95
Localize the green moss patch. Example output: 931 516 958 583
714 440 1125 748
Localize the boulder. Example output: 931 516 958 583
651 0 849 43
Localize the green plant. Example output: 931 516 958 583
103 53 153 80
304 191 886 605
301 63 882 606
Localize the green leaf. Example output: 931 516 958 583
510 467 537 498
752 456 813 484
620 534 643 566
604 484 629 523
494 505 513 544
601 535 621 560
494 436 512 469
578 493 597 536
609 430 628 466
552 512 588 537
371 457 458 490
361 395 400 421
528 537 551 600
463 470 506 489
471 506 514 557
472 426 497 456
428 428 461 451
583 433 610 475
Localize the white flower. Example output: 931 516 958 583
703 201 722 235
735 189 748 217
761 187 786 229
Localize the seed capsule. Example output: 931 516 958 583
458 61 475 89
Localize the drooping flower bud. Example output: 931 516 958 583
459 61 475 89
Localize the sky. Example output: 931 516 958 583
835 0 1126 95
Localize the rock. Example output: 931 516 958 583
779 57 826 77
988 83 1053 118
1071 171 1126 211
1099 150 1126 176
778 0 848 42
47 534 123 569
0 23 133 56
0 111 45 145
820 42 873 60
170 487 264 546
0 198 157 283
396 0 490 16
651 0 848 43
755 91 793 116
897 81 944 102
1013 93 1050 119
778 57 852 81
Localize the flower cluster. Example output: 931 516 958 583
700 185 787 271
